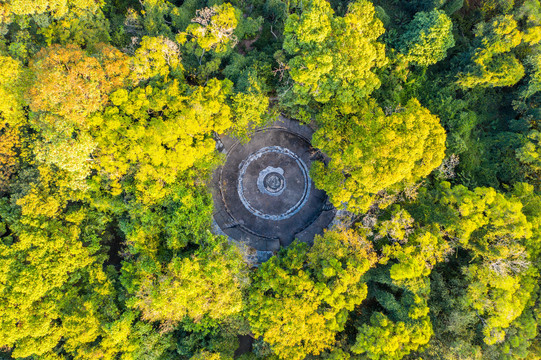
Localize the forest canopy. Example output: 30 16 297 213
0 0 540 359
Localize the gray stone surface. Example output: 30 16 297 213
212 118 335 252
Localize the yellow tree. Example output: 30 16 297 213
311 98 446 213
247 229 377 359
457 15 526 88
0 55 26 192
0 55 26 126
27 43 129 128
0 124 20 192
26 44 129 190
0 164 114 358
180 3 239 53
1 0 101 25
283 0 387 112
134 236 247 326
130 35 183 84
89 78 233 203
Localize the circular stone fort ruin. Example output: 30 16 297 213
212 117 335 262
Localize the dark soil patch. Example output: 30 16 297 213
234 335 253 358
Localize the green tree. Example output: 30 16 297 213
399 10 455 66
37 8 111 48
415 182 540 352
139 0 175 37
516 130 541 172
519 50 541 99
119 175 217 255
352 311 433 360
350 206 448 360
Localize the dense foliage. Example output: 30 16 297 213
0 0 540 359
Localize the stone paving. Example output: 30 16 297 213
212 117 335 252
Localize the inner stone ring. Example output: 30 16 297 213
237 146 311 221
257 166 285 196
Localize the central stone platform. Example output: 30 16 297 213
237 145 310 221
212 119 335 252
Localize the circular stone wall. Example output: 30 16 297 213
212 121 335 252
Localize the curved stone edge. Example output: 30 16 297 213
292 208 337 246
212 220 272 267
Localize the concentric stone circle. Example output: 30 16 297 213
238 146 310 221
212 120 336 252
